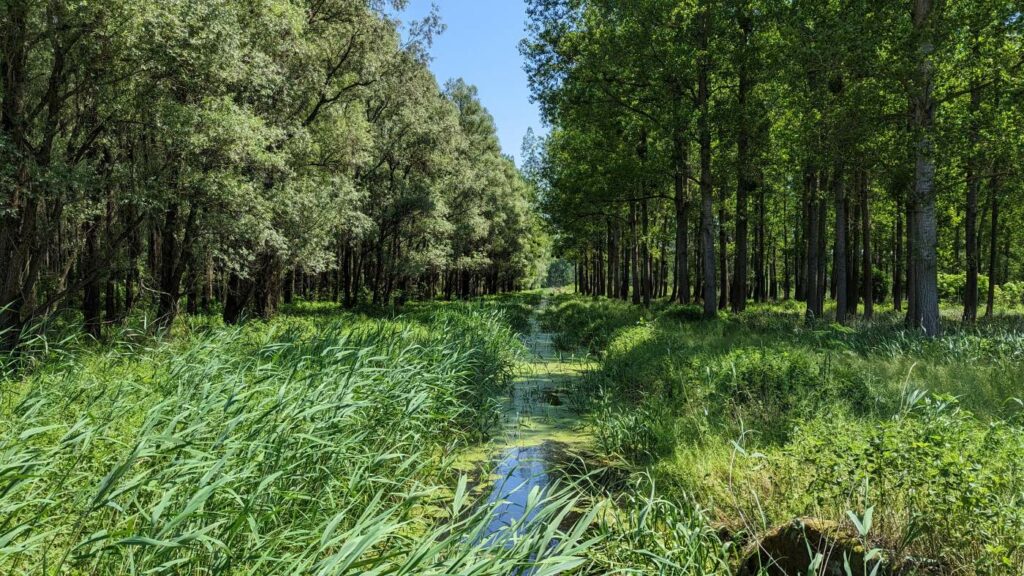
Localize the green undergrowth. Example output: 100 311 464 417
0 299 594 575
546 293 1024 574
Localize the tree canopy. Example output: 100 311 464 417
523 0 1024 335
0 0 546 344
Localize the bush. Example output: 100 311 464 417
996 281 1024 309
662 304 706 322
869 267 891 303
938 272 989 304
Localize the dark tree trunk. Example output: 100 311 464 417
861 170 874 319
783 192 792 300
817 184 827 314
673 134 691 304
732 18 752 313
894 198 904 312
985 173 1000 319
718 201 728 311
834 160 848 325
641 199 652 307
630 202 640 304
156 204 182 327
805 170 821 322
754 184 767 303
82 218 102 338
847 186 859 316
797 168 812 303
223 273 253 324
698 2 716 319
963 74 981 322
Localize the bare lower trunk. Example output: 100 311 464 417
861 171 874 319
698 2 716 319
834 161 848 325
963 76 981 323
910 0 940 336
985 173 1000 319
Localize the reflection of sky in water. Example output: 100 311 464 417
483 445 550 538
478 445 556 575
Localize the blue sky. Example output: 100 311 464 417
401 0 543 165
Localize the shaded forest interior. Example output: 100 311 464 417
522 0 1023 333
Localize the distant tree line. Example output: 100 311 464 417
523 0 1023 335
0 0 545 347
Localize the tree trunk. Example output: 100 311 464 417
805 169 821 321
834 160 848 325
698 2 716 319
673 133 691 304
223 273 253 324
963 73 981 322
847 185 859 316
985 172 1000 319
861 170 874 319
156 204 181 327
755 183 767 303
732 17 752 313
82 218 103 338
909 0 940 336
641 199 652 307
630 202 640 304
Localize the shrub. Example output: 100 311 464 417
662 304 706 322
995 281 1024 309
938 272 989 304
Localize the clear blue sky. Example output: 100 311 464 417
401 0 542 165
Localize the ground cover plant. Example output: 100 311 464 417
545 293 1024 574
0 301 597 575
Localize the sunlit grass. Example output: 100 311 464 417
545 293 1024 573
0 302 598 574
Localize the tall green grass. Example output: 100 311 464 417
0 304 595 574
546 294 1024 573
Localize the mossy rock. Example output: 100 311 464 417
738 518 882 576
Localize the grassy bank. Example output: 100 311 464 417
544 293 1024 574
0 299 592 575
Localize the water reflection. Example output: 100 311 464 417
482 445 551 537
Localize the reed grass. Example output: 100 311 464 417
0 303 596 575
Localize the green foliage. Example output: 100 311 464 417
0 0 548 341
782 398 1024 570
540 295 648 353
938 272 990 303
593 396 677 464
0 304 592 574
544 260 574 288
995 282 1024 309
545 294 1024 573
586 477 735 574
709 348 871 443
